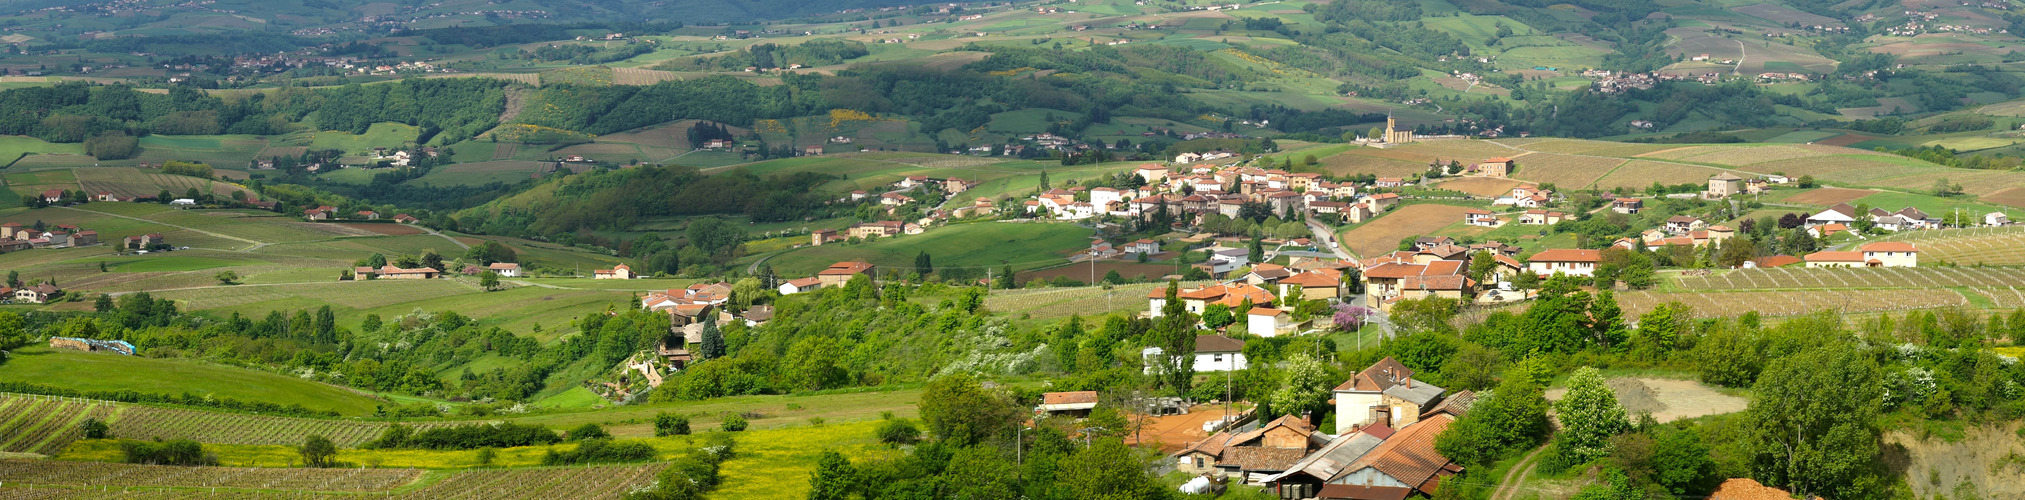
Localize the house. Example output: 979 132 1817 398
1333 357 1448 433
779 277 823 295
41 189 63 203
1804 242 1918 268
1124 239 1161 255
1396 274 1473 304
0 223 19 240
304 206 336 220
1472 158 1512 177
1172 415 1329 483
1361 260 1465 305
12 283 59 304
1987 212 2011 226
944 178 972 194
48 336 135 355
1746 255 1803 269
1806 203 1858 227
1276 272 1342 301
1358 193 1401 212
1144 335 1248 373
1242 263 1295 286
1809 222 1849 239
816 261 876 287
1035 391 1099 417
1527 248 1601 277
593 264 635 279
1248 307 1293 337
487 262 521 277
393 214 420 224
1517 210 1567 225
356 210 381 220
1462 209 1498 227
1663 215 1704 235
122 233 164 251
1611 198 1642 214
879 193 915 206
375 265 440 279
1707 173 1745 197
1162 282 1277 316
1319 414 1461 497
848 221 905 239
1135 164 1169 184
1374 178 1404 188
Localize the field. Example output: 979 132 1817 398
1782 187 1877 205
1671 266 2025 291
1873 226 2025 266
1024 261 1182 284
306 123 422 154
405 160 548 186
984 281 1178 321
0 394 116 455
0 394 467 448
0 346 389 416
1339 204 1477 257
1543 377 1745 423
1429 176 1527 197
1586 160 1728 190
761 222 1095 276
73 167 252 200
0 461 661 499
1611 288 1970 319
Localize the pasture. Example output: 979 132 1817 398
0 346 387 416
762 222 1094 276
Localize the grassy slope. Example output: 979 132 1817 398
0 346 385 416
762 222 1095 276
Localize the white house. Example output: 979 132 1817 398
1332 357 1448 434
486 262 521 278
1247 307 1290 337
779 277 823 295
1988 212 2012 226
1142 335 1248 374
1805 203 1858 227
1526 249 1601 277
169 198 197 206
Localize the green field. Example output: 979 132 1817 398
0 135 84 166
306 123 422 155
762 222 1094 276
0 346 388 415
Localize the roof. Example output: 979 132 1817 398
1042 391 1099 406
1221 446 1308 472
1400 274 1469 292
1317 485 1413 500
818 261 875 276
487 263 520 270
1803 250 1863 263
784 277 822 288
1861 242 1918 253
1751 255 1803 268
1665 215 1701 223
1708 478 1804 500
1711 172 1744 181
1528 248 1601 263
1333 414 1458 488
1279 272 1340 287
1249 307 1284 317
1195 334 1245 353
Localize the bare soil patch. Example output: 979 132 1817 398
1126 404 1247 453
1982 187 2025 209
1432 177 1528 197
1885 422 2025 500
1782 187 1877 206
1545 377 1746 423
1814 133 1872 147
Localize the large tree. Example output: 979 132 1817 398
1747 347 1884 498
918 373 1019 447
1554 367 1631 463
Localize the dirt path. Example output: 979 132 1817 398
55 206 264 251
1492 444 1550 500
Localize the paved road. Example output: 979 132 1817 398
1302 215 1357 261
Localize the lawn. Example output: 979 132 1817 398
0 346 387 416
762 222 1095 276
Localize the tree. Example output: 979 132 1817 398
1435 369 1551 466
94 294 114 312
1746 348 1884 498
214 270 239 285
1149 315 1197 398
1 311 32 351
721 414 749 432
299 435 337 467
1266 354 1331 420
565 423 610 441
698 316 725 360
918 373 1018 446
1554 367 1631 464
420 250 444 271
1060 439 1169 500
479 271 501 291
914 251 933 277
81 418 110 439
807 451 859 500
654 413 691 436
1201 303 1236 330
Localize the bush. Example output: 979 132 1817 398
876 418 921 446
121 439 217 466
655 413 691 436
566 423 610 441
720 414 748 432
84 132 140 160
81 418 110 439
541 438 656 465
364 422 559 450
300 435 338 468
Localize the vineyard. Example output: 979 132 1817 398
1874 226 2025 266
1611 288 1970 319
1671 266 2025 291
0 393 469 451
0 394 116 455
0 461 662 499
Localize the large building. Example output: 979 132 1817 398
816 261 876 287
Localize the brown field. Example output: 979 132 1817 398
1612 288 1968 318
1733 3 1841 27
1782 187 1877 205
333 223 424 236
1340 204 1474 257
1316 154 1428 178
1545 377 1746 423
1983 187 2025 208
1026 261 1180 283
1588 160 1726 190
1508 139 1669 156
1508 153 1626 187
1889 422 2025 500
1431 177 1528 197
611 67 682 86
1814 133 1873 147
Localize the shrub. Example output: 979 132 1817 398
720 414 748 432
655 413 691 436
84 132 140 160
876 418 921 446
541 438 656 465
566 423 610 441
300 435 338 468
121 439 217 466
81 418 110 439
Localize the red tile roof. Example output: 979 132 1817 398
1337 414 1458 490
1804 250 1863 263
1042 391 1098 405
1528 249 1601 263
818 261 875 276
1861 242 1918 253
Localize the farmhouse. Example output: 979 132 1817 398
1360 260 1464 306
1706 172 1744 198
394 213 420 224
41 189 63 203
370 265 441 279
1663 215 1704 235
122 234 165 251
1805 203 1858 227
593 264 635 279
1035 391 1099 417
1333 357 1448 434
1517 210 1567 225
1611 198 1643 214
1527 248 1601 277
1172 415 1329 482
1462 209 1499 227
816 261 876 287
9 283 60 304
1247 307 1292 337
1471 157 1512 177
848 220 905 239
779 277 823 295
1804 242 1918 268
487 262 521 277
1143 334 1248 374
49 336 135 355
304 206 337 220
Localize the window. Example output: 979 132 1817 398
1212 354 1224 362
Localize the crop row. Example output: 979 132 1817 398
0 459 422 492
0 395 118 454
0 463 663 499
110 404 465 448
1674 266 2025 291
1613 289 1968 319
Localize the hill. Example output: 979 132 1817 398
0 346 387 416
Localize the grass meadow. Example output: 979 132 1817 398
0 346 386 415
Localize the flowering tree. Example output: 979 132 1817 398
1333 304 1373 331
